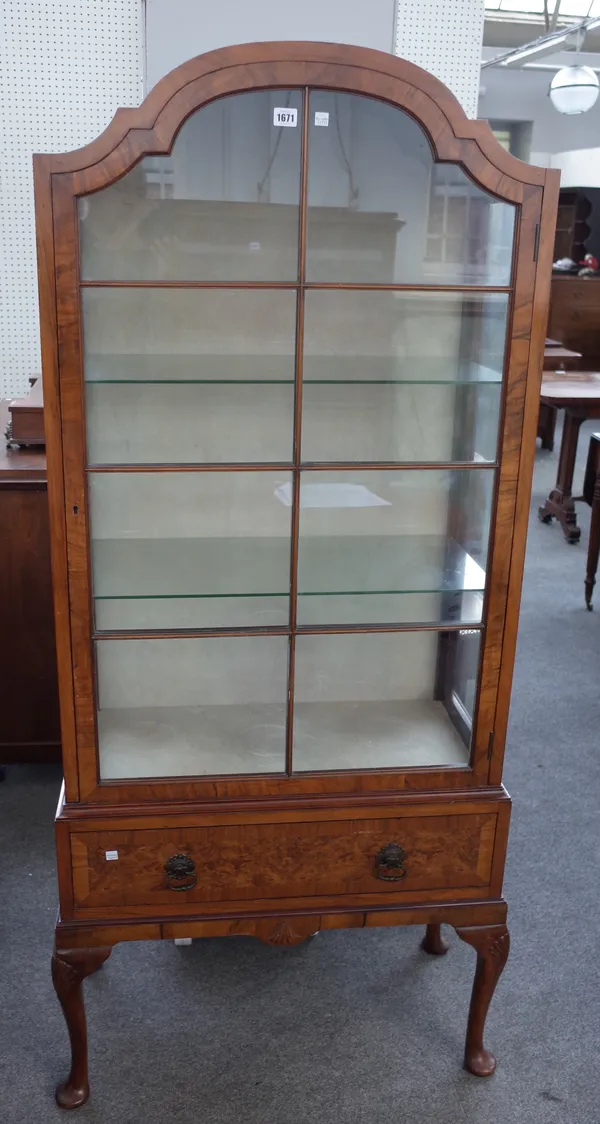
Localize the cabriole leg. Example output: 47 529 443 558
51 945 112 1109
421 923 449 955
455 924 509 1077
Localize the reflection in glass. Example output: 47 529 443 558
295 469 493 626
301 290 507 463
306 92 515 284
80 90 303 281
82 288 297 463
293 630 479 771
89 472 293 630
96 635 289 778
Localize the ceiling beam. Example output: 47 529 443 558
482 14 600 68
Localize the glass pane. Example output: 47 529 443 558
301 291 506 463
293 630 479 771
89 472 292 630
306 92 515 284
82 288 296 464
80 90 302 281
295 469 493 626
96 636 289 778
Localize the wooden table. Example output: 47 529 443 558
542 345 581 371
538 373 600 543
538 347 582 451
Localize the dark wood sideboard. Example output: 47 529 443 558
548 276 600 369
553 186 600 264
0 445 61 765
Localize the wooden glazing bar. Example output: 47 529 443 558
299 461 498 472
96 774 290 786
304 284 512 293
86 462 295 473
79 280 300 289
95 762 473 788
79 280 512 294
93 621 484 642
281 621 483 636
86 460 498 473
287 87 309 775
93 627 291 641
469 186 544 783
290 763 473 779
465 225 520 762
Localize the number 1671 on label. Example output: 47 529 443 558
273 107 298 127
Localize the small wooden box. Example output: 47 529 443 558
9 377 45 446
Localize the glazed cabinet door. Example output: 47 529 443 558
51 80 540 801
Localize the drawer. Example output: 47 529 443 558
71 810 497 911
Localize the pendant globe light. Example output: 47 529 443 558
549 65 600 115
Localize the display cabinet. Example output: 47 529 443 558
34 42 558 1109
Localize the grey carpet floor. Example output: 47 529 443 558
1 425 600 1124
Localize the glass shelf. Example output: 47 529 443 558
299 291 506 462
303 357 503 385
296 469 492 625
89 471 293 629
93 534 483 599
89 466 492 630
85 382 295 465
84 384 500 465
84 355 503 385
87 380 500 386
92 534 485 631
84 355 297 383
82 286 506 465
82 289 299 464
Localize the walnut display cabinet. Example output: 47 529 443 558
34 42 558 1109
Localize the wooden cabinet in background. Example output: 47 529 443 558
0 446 60 765
553 186 600 264
34 42 558 1110
548 276 600 369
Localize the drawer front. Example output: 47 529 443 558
71 811 496 910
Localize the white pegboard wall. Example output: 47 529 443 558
0 1 144 399
395 0 485 119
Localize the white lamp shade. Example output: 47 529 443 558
549 66 600 115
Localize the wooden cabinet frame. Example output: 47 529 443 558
34 42 558 1109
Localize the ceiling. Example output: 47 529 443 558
484 2 600 50
486 0 600 15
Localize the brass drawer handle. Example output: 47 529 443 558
164 853 197 891
374 842 407 881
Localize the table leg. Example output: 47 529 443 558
537 402 557 451
538 411 584 543
585 471 600 608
